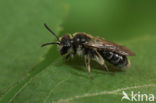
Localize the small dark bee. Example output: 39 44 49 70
41 24 136 74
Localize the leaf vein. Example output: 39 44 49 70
43 77 70 103
54 84 156 103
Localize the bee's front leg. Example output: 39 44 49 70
65 53 74 60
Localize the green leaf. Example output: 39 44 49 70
1 34 156 103
1 0 156 103
0 0 68 101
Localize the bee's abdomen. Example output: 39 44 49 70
98 50 128 68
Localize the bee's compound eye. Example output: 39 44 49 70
60 46 69 55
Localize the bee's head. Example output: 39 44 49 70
59 35 72 55
41 23 72 55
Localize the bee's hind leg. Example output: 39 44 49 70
94 51 109 72
103 63 109 72
96 56 109 72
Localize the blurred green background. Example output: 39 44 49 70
62 0 156 41
0 0 156 103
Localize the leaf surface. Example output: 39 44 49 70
1 1 156 103
2 35 156 103
0 0 68 101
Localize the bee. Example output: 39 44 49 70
41 24 136 74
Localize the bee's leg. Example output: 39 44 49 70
65 53 74 60
103 62 109 72
85 55 94 79
85 55 91 74
65 54 71 60
95 51 109 72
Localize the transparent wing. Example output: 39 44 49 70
84 37 136 56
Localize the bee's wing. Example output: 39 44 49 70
84 37 136 56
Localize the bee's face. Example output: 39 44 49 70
59 35 72 55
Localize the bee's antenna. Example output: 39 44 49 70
41 42 60 47
44 23 60 41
